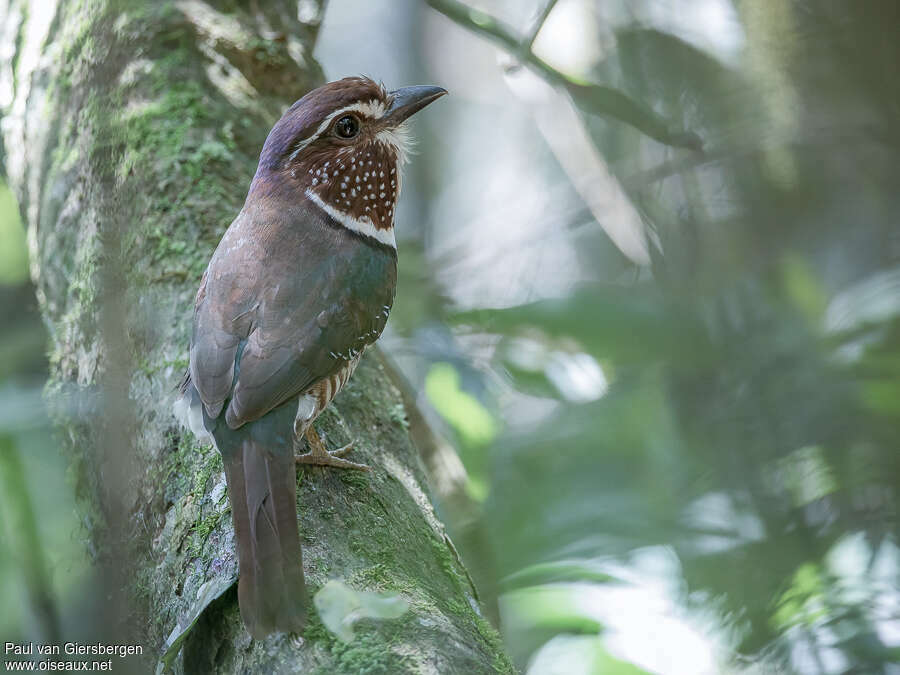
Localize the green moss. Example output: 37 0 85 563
429 535 466 589
249 37 290 68
474 613 513 674
113 86 205 184
193 449 222 495
71 11 251 286
301 608 336 646
388 403 410 430
187 509 227 560
349 563 393 590
139 356 189 379
338 467 371 489
314 630 412 675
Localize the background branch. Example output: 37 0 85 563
423 0 702 150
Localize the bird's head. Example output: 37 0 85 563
253 77 446 239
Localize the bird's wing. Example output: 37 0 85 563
190 208 396 430
189 269 240 419
189 228 266 419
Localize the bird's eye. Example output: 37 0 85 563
334 115 359 139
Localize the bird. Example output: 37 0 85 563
174 77 446 638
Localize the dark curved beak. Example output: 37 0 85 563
384 85 447 126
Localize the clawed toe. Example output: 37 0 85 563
294 429 370 471
330 442 353 458
294 449 370 471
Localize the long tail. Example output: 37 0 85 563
222 440 307 638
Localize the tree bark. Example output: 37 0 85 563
0 0 511 672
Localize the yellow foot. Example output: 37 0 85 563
295 427 370 471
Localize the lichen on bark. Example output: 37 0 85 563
0 0 512 672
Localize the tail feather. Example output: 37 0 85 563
223 440 307 638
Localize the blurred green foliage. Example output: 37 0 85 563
425 362 498 500
409 1 900 672
2 1 899 672
0 182 95 648
0 183 28 285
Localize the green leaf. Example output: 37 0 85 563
313 580 409 642
527 634 651 675
424 362 499 447
0 184 28 286
501 560 619 592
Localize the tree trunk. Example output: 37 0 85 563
0 0 511 672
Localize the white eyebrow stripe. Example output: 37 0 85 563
288 100 387 161
305 189 396 249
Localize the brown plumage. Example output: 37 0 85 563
175 77 446 638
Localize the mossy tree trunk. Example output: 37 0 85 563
0 0 510 672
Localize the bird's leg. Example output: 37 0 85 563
294 425 370 471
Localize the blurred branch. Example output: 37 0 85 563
373 347 501 625
524 0 559 52
423 0 702 150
